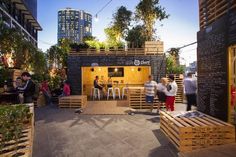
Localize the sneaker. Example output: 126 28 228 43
75 109 83 114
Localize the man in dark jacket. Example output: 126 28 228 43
17 72 35 103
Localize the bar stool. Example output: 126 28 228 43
114 87 121 99
122 87 129 99
93 88 100 100
107 87 115 100
90 87 94 99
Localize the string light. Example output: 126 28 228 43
94 0 113 22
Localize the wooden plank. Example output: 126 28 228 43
160 111 236 153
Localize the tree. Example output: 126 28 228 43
167 48 180 66
58 38 72 68
104 6 132 46
112 6 132 40
0 21 47 74
135 0 169 41
47 45 61 69
166 53 184 74
104 26 120 47
126 25 146 48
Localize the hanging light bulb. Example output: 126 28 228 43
94 14 99 22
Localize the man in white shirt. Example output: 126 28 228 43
183 73 197 111
144 75 158 112
164 74 178 111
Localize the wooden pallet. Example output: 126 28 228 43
0 105 34 157
59 95 87 108
128 87 165 109
160 111 235 152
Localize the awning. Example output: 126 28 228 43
11 0 42 31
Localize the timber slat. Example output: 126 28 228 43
160 111 235 153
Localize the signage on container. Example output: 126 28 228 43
91 63 99 67
134 59 150 66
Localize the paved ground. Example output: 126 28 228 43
33 103 190 157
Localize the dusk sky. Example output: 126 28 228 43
37 0 199 65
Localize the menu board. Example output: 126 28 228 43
197 19 228 121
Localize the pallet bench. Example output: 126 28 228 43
160 111 235 152
59 95 87 108
128 87 165 109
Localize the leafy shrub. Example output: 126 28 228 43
0 105 32 152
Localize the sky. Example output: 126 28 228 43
37 0 199 66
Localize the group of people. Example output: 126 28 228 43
144 74 178 113
14 71 71 105
144 73 197 113
93 75 113 97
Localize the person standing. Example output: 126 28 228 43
164 75 178 111
40 80 51 105
183 73 197 111
62 80 71 96
156 77 168 113
17 72 35 103
144 75 158 113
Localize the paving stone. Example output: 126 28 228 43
33 104 181 157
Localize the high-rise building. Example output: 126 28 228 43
0 0 42 46
58 8 92 43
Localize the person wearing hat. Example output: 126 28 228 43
164 74 178 111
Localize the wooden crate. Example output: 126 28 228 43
0 105 34 157
144 41 164 54
59 95 87 108
127 87 165 109
160 111 235 152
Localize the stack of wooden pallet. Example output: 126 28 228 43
144 41 164 54
127 87 164 109
59 95 87 108
0 105 34 157
160 111 235 152
174 75 184 103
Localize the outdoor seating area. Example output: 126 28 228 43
1 0 236 156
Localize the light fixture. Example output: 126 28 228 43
98 67 101 71
131 68 134 71
94 14 99 22
114 68 118 72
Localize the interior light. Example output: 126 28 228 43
131 68 134 71
98 67 101 71
114 68 118 72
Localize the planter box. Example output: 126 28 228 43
0 104 34 157
160 111 235 152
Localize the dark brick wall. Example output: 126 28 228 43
67 55 166 95
197 10 236 122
